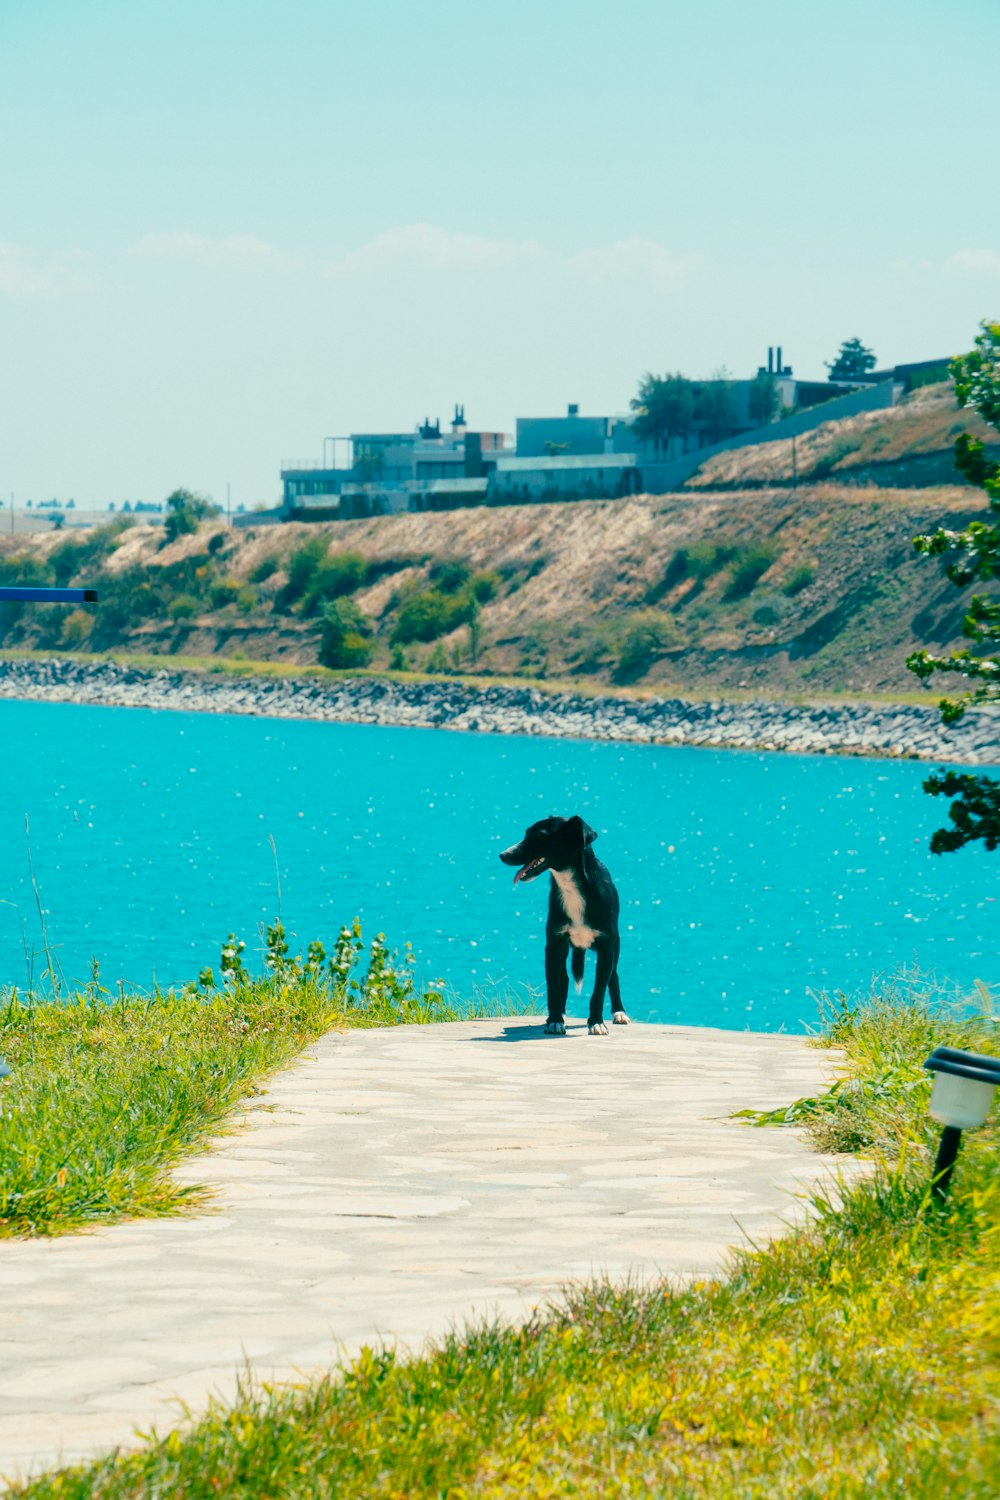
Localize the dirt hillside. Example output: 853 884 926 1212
0 476 988 699
687 383 998 492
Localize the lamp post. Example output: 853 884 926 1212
924 1046 1000 1201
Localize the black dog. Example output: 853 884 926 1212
500 815 628 1036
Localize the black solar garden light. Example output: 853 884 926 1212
0 583 99 1076
923 1046 1000 1201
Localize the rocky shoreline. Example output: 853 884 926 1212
1 657 998 763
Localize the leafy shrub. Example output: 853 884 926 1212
615 610 682 680
274 538 328 612
207 532 227 555
49 521 129 587
469 569 501 603
250 556 278 584
59 609 94 647
429 559 470 593
162 488 218 545
390 563 497 645
210 578 246 610
725 542 778 599
752 600 783 626
32 604 67 649
0 552 52 583
685 538 739 581
569 621 619 672
368 554 424 581
52 544 85 587
783 564 815 596
319 598 375 669
168 594 199 621
501 556 550 594
300 552 368 616
0 555 54 636
392 588 472 645
651 549 691 598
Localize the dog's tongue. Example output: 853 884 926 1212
513 866 526 884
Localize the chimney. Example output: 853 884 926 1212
767 347 774 374
568 403 579 417
776 346 783 374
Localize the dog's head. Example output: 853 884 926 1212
499 815 597 884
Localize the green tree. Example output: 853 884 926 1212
353 448 383 483
319 598 375 669
694 373 736 442
748 372 780 428
301 552 368 616
615 610 682 681
274 538 327 612
391 588 466 645
630 372 695 454
907 320 1000 853
163 488 219 544
825 337 876 383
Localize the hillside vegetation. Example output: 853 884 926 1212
687 381 999 492
0 477 987 698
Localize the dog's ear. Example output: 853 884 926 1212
568 815 597 848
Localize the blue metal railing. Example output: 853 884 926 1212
0 587 98 603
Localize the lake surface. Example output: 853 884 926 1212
1 698 997 1033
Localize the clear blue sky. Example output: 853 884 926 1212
1 0 997 507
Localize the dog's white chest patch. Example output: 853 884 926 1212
567 925 599 949
552 870 601 948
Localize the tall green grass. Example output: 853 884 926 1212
737 971 1000 1155
0 920 536 1239
8 979 999 1496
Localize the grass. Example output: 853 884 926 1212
0 643 957 709
0 920 537 1239
6 977 998 1496
738 972 1000 1154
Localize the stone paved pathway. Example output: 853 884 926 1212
1 1017 848 1486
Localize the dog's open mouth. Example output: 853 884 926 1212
514 857 547 884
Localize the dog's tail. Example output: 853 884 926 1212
571 947 585 994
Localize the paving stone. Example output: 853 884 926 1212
1 1015 856 1487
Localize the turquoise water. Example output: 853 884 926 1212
1 697 997 1032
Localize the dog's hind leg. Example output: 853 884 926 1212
587 944 613 1035
571 946 585 994
609 968 630 1025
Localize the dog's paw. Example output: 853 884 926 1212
588 1021 609 1036
612 1011 630 1025
543 1020 566 1036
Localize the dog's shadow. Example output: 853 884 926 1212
465 1022 589 1043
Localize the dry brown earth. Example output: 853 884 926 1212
0 482 989 697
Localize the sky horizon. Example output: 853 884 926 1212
2 0 998 509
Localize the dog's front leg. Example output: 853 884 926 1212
587 943 614 1035
543 936 569 1035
